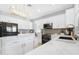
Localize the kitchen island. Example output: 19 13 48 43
26 35 79 55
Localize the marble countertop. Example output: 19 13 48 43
26 35 79 55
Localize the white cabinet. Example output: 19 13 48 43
2 43 23 55
74 5 79 34
22 40 33 54
0 34 35 55
1 36 22 55
74 5 79 26
0 15 32 29
0 38 2 55
33 33 42 48
18 34 34 54
0 33 42 55
65 8 75 26
53 14 66 28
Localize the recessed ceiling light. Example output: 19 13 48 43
50 4 56 6
37 9 41 12
27 4 32 7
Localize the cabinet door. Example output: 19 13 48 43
22 39 34 54
66 8 75 25
2 43 23 55
33 38 39 48
0 38 2 55
21 43 27 54
53 14 65 28
33 33 42 48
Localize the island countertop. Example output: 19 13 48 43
26 35 79 55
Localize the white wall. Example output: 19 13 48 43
35 13 66 33
34 8 76 33
0 15 32 29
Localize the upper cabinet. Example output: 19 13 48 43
65 5 79 27
0 15 32 29
74 5 79 27
65 8 75 26
53 14 66 28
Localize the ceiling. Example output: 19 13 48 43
0 4 74 21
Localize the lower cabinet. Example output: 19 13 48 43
2 40 34 55
22 41 33 54
33 33 42 48
2 43 23 55
0 34 41 55
0 36 34 55
0 38 2 55
33 38 41 48
2 42 33 55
